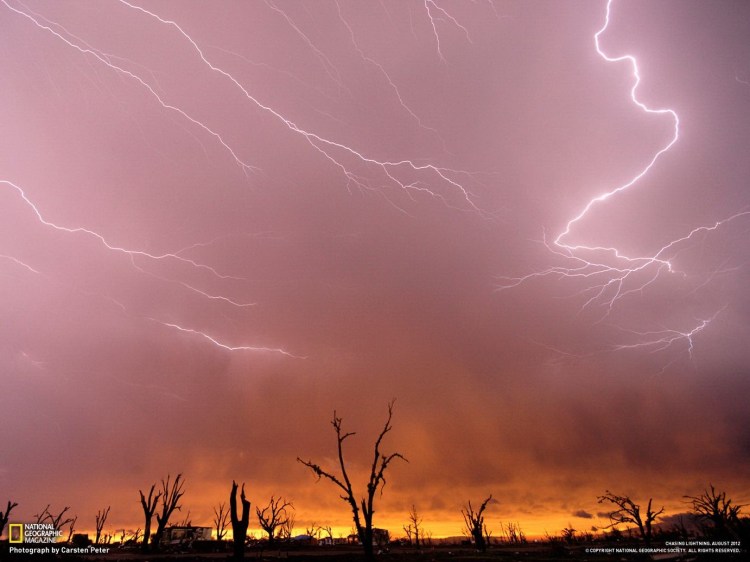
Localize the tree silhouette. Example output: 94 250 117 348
461 495 493 552
94 506 110 544
500 521 526 545
298 401 406 561
0 501 17 538
152 473 186 549
685 484 745 539
230 481 251 559
403 504 423 548
256 496 293 545
138 483 160 552
213 501 230 541
598 490 663 546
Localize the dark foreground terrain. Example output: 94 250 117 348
3 542 747 562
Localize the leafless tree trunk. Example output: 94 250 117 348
462 495 493 552
256 496 293 545
152 473 186 549
138 483 160 552
405 505 422 548
598 490 663 546
304 522 320 539
0 501 18 538
501 521 526 544
279 511 295 541
298 401 406 561
95 506 110 544
684 484 744 538
213 502 230 541
230 481 250 559
34 504 76 541
66 515 78 543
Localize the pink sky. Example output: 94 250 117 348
2 0 749 539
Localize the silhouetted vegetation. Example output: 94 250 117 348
402 504 423 548
212 501 230 541
230 480 250 559
461 495 493 552
94 505 110 544
500 521 526 545
598 490 663 546
34 504 76 541
138 482 159 552
685 484 746 539
0 500 17 538
256 495 293 545
152 473 186 549
298 400 406 561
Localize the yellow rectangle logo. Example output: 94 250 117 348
9 523 23 543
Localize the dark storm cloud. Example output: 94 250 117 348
2 0 750 538
573 510 594 519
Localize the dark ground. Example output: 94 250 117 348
2 542 747 562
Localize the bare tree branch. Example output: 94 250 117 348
598 490 663 546
95 506 110 544
462 495 493 552
298 400 407 560
256 496 294 545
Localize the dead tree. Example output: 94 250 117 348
34 504 76 541
462 495 493 552
95 506 110 544
501 521 526 545
403 505 422 548
213 502 230 541
305 522 321 539
256 496 293 545
128 528 143 544
177 508 193 527
152 473 186 549
598 491 663 546
66 514 78 543
684 485 745 538
298 401 407 561
322 525 334 543
1 501 18 538
139 483 161 552
279 511 295 540
230 481 251 559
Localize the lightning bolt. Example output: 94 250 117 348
0 254 40 275
423 0 473 62
2 179 238 281
334 0 444 143
496 0 748 362
115 0 479 211
151 320 301 358
1 178 286 354
1 0 258 175
612 309 724 359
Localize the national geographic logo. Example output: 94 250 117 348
8 523 63 543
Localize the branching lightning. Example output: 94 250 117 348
334 0 443 143
1 0 481 364
114 0 479 210
1 0 258 175
423 0 473 62
497 0 748 362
